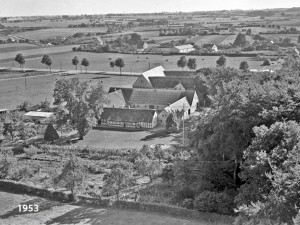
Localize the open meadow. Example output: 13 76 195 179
0 71 137 109
0 51 279 73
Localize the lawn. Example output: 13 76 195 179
0 191 220 225
77 128 179 149
188 35 237 46
1 19 91 28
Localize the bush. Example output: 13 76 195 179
194 191 234 215
182 198 194 209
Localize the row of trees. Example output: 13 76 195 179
177 56 197 70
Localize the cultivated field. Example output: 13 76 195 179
0 71 137 109
1 19 91 28
0 43 40 53
13 27 107 40
0 191 212 225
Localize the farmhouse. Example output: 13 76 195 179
100 108 157 128
202 43 218 52
158 96 191 126
173 44 195 53
137 41 148 52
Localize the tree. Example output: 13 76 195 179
177 56 187 70
103 161 134 202
41 55 52 71
235 121 300 225
53 78 109 140
262 59 271 66
136 155 162 182
14 53 25 72
239 61 249 71
298 35 300 43
0 111 23 141
109 61 115 71
72 56 79 70
187 58 197 71
44 123 59 142
81 58 89 73
216 55 226 67
246 28 252 36
166 113 175 130
53 154 85 194
115 58 125 75
233 33 247 47
283 37 292 43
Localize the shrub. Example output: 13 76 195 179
0 149 17 179
182 198 194 209
160 164 175 184
194 191 234 214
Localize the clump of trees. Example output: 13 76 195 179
41 55 52 71
53 78 109 140
15 53 25 71
114 58 125 75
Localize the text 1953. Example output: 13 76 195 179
18 204 39 212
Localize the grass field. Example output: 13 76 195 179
0 45 78 62
0 43 40 53
14 27 107 40
0 51 277 73
0 71 137 109
1 19 91 28
1 191 219 225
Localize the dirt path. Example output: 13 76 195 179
0 191 211 225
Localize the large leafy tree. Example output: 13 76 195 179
233 33 247 47
14 53 25 72
187 58 197 71
235 121 300 225
53 78 109 140
72 56 79 70
216 55 226 67
115 58 125 75
81 58 89 73
177 56 187 70
239 61 249 71
41 55 52 71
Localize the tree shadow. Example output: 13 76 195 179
140 130 172 141
0 197 64 219
45 206 108 225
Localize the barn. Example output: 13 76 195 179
100 108 157 129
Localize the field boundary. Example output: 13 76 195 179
0 179 234 223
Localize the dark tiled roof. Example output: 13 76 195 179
148 77 196 90
101 108 156 123
163 71 198 78
202 44 215 48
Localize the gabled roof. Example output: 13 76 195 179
101 108 156 123
106 89 126 108
141 66 165 82
164 97 190 113
202 43 216 48
174 44 194 50
148 77 196 90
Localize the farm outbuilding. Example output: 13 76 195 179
100 108 157 129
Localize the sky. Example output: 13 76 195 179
0 0 299 17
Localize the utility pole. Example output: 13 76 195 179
24 74 27 90
148 62 150 70
60 61 62 71
182 103 185 146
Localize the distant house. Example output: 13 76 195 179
132 66 165 88
7 37 16 43
95 37 104 45
100 108 157 128
202 43 218 52
137 41 148 52
172 44 195 53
